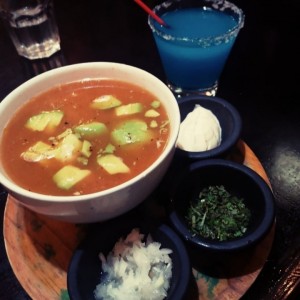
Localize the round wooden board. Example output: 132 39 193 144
3 140 275 300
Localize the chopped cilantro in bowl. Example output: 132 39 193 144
167 157 275 277
186 185 251 241
168 158 275 253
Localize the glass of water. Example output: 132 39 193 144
0 0 61 60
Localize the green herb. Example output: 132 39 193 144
186 185 251 241
60 289 70 300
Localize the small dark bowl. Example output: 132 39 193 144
67 216 191 300
168 159 275 277
176 95 242 161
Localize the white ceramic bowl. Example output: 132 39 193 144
0 62 180 223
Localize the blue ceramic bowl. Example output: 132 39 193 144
168 159 275 276
67 216 191 300
176 95 242 160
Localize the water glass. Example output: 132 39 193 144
148 0 245 97
0 0 61 60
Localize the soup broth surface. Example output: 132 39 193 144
0 80 170 196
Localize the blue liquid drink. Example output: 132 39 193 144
148 0 244 96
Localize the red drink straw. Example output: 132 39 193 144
134 0 168 27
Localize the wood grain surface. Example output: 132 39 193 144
3 140 275 300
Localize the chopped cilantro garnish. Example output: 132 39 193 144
186 185 251 241
60 289 70 300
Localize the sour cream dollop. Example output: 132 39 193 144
176 104 222 152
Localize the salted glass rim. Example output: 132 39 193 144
148 0 245 47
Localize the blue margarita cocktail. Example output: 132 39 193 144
148 0 245 97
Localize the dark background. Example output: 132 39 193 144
0 0 299 299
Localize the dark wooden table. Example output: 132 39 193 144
0 0 299 299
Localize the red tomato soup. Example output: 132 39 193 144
0 80 170 196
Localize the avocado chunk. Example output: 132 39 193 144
149 120 158 128
115 103 143 116
25 110 64 132
55 133 82 162
97 154 130 175
21 141 56 162
151 100 161 109
81 140 92 158
111 120 152 145
74 122 107 138
103 143 116 154
90 95 122 110
53 165 91 190
145 109 160 117
56 128 73 140
21 132 82 163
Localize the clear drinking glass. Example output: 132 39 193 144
148 0 245 97
0 0 61 60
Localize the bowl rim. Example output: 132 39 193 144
169 158 275 252
67 219 191 300
175 95 242 159
0 62 180 203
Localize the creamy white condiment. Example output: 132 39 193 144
176 104 222 152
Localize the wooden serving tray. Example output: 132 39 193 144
3 140 275 300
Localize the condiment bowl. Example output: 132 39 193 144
67 215 191 300
168 159 275 276
0 62 180 223
176 95 242 161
